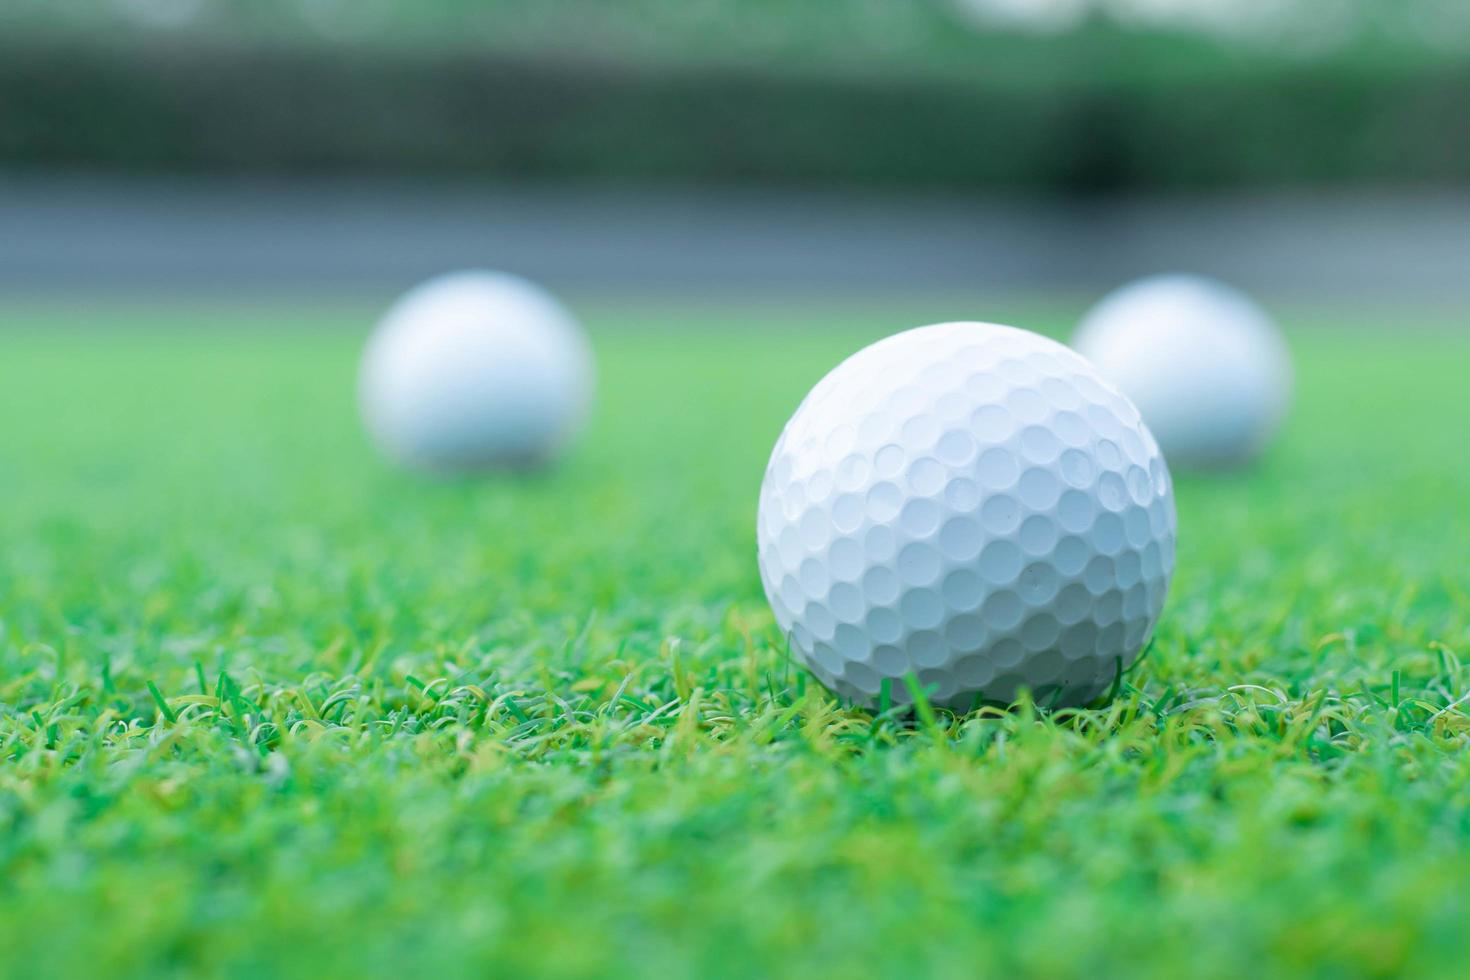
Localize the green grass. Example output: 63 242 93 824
1 301 1469 978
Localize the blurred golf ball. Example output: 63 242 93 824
1073 274 1291 468
757 322 1176 711
359 271 594 471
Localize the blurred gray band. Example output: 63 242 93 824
1 176 1467 303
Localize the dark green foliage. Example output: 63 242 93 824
2 28 1468 189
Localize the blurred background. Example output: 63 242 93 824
1 0 1467 302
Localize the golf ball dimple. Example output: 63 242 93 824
359 270 593 471
757 322 1176 711
1072 274 1291 469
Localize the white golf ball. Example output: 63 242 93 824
757 322 1176 711
1073 274 1291 468
360 271 594 471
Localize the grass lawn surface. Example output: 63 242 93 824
1 302 1468 978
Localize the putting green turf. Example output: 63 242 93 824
1 302 1468 978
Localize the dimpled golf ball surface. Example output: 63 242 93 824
1073 274 1291 468
360 270 593 471
757 322 1176 711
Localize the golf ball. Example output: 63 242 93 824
1073 274 1291 468
757 322 1176 711
360 271 593 471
